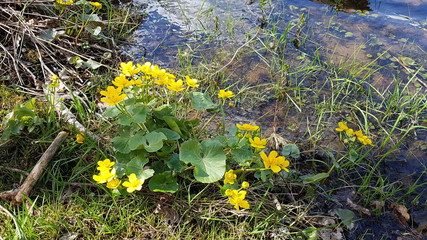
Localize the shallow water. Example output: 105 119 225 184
127 0 427 221
129 0 426 68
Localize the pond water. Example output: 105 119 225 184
125 0 426 236
129 0 427 70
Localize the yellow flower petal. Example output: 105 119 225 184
218 90 235 99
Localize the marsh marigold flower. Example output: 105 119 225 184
354 130 364 139
249 137 267 149
56 0 73 5
106 179 121 189
226 189 250 210
122 173 143 193
93 169 116 184
120 61 139 76
112 75 134 88
97 159 115 172
260 150 290 173
218 89 234 99
89 1 102 9
76 133 85 143
335 121 355 135
150 65 165 78
185 75 199 88
167 79 185 92
354 130 373 146
236 123 259 131
241 181 250 189
100 86 127 106
137 62 152 74
223 169 237 185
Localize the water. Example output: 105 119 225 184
129 0 426 67
125 0 427 235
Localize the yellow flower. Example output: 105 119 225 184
76 133 85 143
227 189 250 210
358 135 368 144
218 89 235 99
133 79 143 86
93 169 116 184
50 74 60 88
362 137 374 146
354 130 364 139
149 65 175 80
106 179 121 189
100 86 127 106
89 1 102 9
236 123 259 131
223 169 237 185
260 151 290 173
154 77 172 86
122 173 143 193
225 189 234 197
345 128 355 135
167 79 185 92
112 75 134 88
97 159 115 172
137 62 152 74
336 122 356 135
249 137 267 149
185 75 199 88
241 181 249 189
56 0 73 5
120 61 139 76
354 131 374 146
335 121 349 132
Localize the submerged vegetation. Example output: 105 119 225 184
1 0 427 239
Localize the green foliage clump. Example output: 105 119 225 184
92 61 294 210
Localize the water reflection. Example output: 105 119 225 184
310 0 371 12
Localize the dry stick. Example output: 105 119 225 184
36 37 114 71
13 131 69 205
0 204 22 239
0 166 29 176
0 39 23 85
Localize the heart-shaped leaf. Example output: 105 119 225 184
190 92 217 111
180 139 226 183
148 172 179 193
129 131 167 152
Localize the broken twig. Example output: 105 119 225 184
13 131 69 205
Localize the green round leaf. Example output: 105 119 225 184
281 144 300 159
180 139 226 183
190 92 217 111
148 172 179 193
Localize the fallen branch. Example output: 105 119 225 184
3 131 69 205
0 166 29 176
